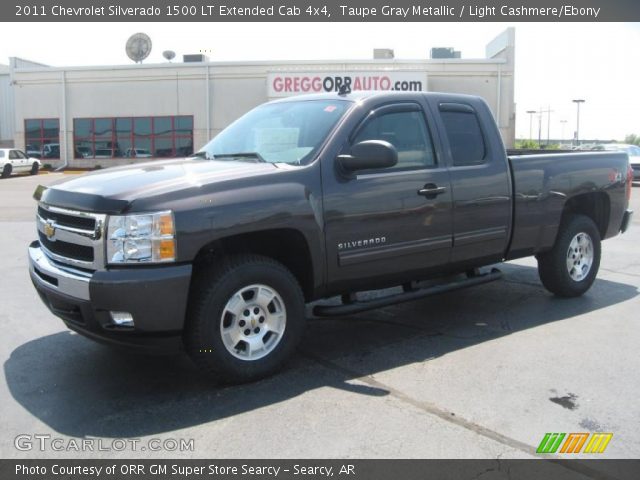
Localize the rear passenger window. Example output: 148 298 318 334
440 110 486 166
353 110 436 171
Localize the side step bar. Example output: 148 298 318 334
313 268 502 317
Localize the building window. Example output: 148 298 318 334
73 116 194 159
25 119 60 159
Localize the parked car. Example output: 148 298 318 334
1 148 41 177
602 143 640 180
94 148 116 159
125 148 153 158
26 144 42 159
75 147 93 158
29 92 633 382
42 143 60 159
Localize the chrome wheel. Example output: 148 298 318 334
219 284 286 361
566 232 594 281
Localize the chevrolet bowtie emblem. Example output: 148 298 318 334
44 220 56 240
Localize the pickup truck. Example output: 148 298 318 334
29 92 633 383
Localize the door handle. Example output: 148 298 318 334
418 184 447 198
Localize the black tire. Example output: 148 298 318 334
184 254 306 383
1 164 11 178
30 162 39 175
537 214 601 297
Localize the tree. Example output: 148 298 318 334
624 134 640 146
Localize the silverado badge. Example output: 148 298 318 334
44 220 56 240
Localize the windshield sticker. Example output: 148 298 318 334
324 105 337 113
253 128 300 153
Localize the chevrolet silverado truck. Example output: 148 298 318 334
29 92 633 382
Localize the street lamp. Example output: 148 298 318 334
572 99 585 146
526 110 537 142
560 120 568 143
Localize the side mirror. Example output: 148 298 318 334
337 140 398 173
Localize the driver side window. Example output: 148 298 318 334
353 110 436 171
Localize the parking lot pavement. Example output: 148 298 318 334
1 173 639 461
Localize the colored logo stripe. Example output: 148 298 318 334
537 433 613 454
537 433 566 453
584 433 613 453
560 433 589 453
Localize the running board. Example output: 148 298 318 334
313 268 502 317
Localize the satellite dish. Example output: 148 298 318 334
125 33 152 63
162 50 176 62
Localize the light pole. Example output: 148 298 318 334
572 99 585 147
560 120 567 143
526 110 536 142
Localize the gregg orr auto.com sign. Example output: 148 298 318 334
268 71 425 97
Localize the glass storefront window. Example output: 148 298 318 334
73 116 194 160
24 119 60 159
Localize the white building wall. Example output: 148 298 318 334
0 65 14 147
9 28 515 167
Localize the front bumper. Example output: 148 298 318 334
620 209 633 234
29 241 192 352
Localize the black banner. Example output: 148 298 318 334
3 459 640 480
6 0 640 22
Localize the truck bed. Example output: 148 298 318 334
506 151 629 260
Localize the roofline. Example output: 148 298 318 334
10 57 507 74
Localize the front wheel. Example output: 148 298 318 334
30 162 39 175
184 255 306 383
537 214 601 297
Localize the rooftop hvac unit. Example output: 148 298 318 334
183 54 209 63
430 48 461 59
373 49 394 59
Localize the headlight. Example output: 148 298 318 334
106 211 176 264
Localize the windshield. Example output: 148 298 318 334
196 100 351 165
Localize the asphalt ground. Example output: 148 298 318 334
1 172 638 463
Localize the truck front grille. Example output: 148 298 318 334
36 204 106 270
38 231 94 262
38 205 96 231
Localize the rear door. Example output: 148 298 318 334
434 101 512 265
323 101 454 290
8 150 26 171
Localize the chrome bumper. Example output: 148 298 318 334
28 242 91 300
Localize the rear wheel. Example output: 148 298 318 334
1 164 11 178
184 255 306 383
30 162 39 175
537 214 601 297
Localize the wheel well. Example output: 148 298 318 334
561 192 610 238
193 229 315 301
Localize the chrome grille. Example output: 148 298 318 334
36 204 106 270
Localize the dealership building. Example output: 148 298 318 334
1 28 515 168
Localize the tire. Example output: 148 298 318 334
30 162 39 175
1 164 11 178
537 214 601 297
184 254 306 383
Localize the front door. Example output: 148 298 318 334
323 102 453 291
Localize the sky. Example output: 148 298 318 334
1 22 639 141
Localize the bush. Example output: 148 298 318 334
515 139 540 149
42 164 53 170
93 164 102 170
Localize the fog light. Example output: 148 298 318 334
110 311 134 328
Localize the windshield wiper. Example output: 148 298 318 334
189 151 207 159
211 152 267 163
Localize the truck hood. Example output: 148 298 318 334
39 158 281 213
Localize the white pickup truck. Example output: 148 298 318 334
0 148 41 178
